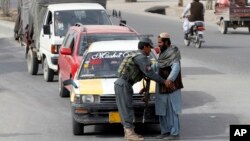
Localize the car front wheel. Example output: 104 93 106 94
59 73 70 97
72 118 84 135
43 58 54 82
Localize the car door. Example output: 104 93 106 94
59 31 70 79
67 32 79 78
63 31 78 80
60 32 74 81
40 10 52 56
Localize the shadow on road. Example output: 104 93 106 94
0 133 41 137
181 113 239 140
83 123 160 138
182 67 222 76
182 91 215 109
76 112 238 141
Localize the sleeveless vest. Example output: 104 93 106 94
188 2 204 22
118 51 144 84
158 66 183 94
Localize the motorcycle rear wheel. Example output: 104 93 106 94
184 39 190 46
195 40 202 48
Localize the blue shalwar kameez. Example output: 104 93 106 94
155 62 182 136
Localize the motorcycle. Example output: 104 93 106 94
184 21 205 48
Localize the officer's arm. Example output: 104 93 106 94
134 56 165 84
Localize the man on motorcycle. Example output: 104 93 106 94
181 0 205 39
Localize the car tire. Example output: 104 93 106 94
27 49 39 75
72 118 84 135
59 73 70 97
43 58 54 82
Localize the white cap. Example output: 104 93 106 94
159 32 170 39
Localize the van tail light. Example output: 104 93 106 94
51 45 60 54
197 26 205 31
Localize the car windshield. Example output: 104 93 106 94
78 33 138 55
78 51 156 79
54 10 111 36
78 51 130 79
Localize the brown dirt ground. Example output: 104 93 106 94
0 9 18 22
0 5 217 24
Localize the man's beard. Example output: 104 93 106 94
160 45 168 52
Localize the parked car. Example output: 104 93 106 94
64 40 158 135
58 25 139 97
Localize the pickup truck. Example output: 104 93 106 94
215 0 250 34
14 0 111 82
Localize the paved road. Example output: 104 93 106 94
1 10 250 141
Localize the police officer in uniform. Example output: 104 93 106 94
114 38 169 141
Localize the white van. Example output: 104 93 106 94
38 3 111 81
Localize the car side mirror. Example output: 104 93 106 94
60 47 71 55
43 25 51 35
63 79 78 88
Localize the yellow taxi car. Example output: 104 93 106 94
66 40 158 135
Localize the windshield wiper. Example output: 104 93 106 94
79 74 117 79
102 74 117 78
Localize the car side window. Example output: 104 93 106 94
70 38 75 55
62 32 70 46
46 11 52 25
70 32 78 55
65 34 74 48
78 34 88 55
74 32 78 48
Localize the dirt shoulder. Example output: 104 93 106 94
0 0 217 24
0 9 18 22
107 0 218 24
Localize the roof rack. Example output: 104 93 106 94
74 23 86 32
119 21 139 35
75 23 83 27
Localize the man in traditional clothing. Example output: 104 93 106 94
154 32 183 140
181 0 205 39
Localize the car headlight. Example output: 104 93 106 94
73 94 81 104
81 95 100 103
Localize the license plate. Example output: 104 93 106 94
198 31 203 34
109 112 121 123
